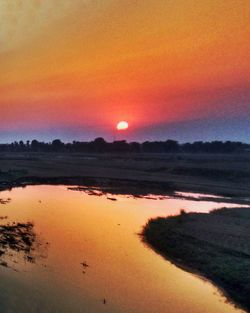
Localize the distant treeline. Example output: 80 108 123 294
0 138 249 153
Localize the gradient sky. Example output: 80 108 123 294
0 0 249 142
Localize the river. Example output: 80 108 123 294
0 185 246 313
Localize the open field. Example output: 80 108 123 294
0 152 250 201
142 207 250 312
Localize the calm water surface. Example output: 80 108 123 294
0 185 246 313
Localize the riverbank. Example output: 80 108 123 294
1 152 250 202
142 208 250 312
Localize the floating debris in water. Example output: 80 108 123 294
81 261 89 268
0 198 11 205
107 197 117 201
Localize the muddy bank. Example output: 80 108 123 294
0 221 37 268
1 175 249 205
142 208 250 312
0 176 174 197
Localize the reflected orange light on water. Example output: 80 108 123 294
0 185 246 313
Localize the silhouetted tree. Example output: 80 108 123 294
52 139 64 151
0 138 248 154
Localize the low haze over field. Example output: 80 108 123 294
0 1 249 142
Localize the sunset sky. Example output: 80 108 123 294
0 0 249 142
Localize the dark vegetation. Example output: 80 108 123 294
0 138 249 154
142 208 250 312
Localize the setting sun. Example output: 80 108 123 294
117 121 129 130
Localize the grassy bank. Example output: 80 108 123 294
142 208 250 312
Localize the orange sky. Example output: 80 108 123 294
0 0 249 141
